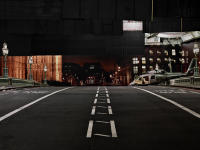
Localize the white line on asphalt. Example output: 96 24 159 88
91 106 96 115
133 87 200 119
96 94 98 98
108 106 113 115
97 90 99 94
97 87 100 91
94 98 97 104
110 120 118 138
107 98 111 104
86 120 94 138
106 91 108 94
96 106 107 109
95 121 110 124
94 134 111 137
190 91 200 95
106 94 109 97
0 87 73 122
96 112 108 115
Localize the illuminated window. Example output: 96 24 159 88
157 58 161 63
149 66 153 71
149 58 153 63
123 20 143 31
164 50 168 56
133 66 138 74
133 57 139 64
142 66 146 73
180 58 185 64
181 51 185 56
149 50 153 55
157 50 161 55
172 49 176 56
142 57 146 64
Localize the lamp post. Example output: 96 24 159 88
193 43 199 77
28 56 33 80
2 42 9 78
168 57 173 73
44 65 47 84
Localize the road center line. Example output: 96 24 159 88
108 106 113 115
94 98 97 104
133 87 200 119
110 120 118 138
0 87 73 122
91 106 96 115
107 98 111 104
106 94 109 97
96 94 98 98
86 120 94 138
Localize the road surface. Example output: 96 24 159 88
0 86 200 150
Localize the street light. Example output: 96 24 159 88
193 43 199 76
44 65 47 84
2 42 9 78
28 56 33 80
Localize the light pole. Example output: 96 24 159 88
44 65 47 84
168 58 173 73
2 42 9 78
28 56 33 80
193 43 199 77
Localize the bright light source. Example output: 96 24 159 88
123 20 143 31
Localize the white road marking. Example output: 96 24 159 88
108 106 113 115
94 134 111 137
190 91 200 95
95 121 110 124
134 87 200 119
107 98 111 104
97 106 107 109
96 112 108 115
94 99 97 104
96 94 98 98
110 120 117 138
106 91 108 94
106 94 109 97
86 120 94 138
97 90 99 94
91 106 96 115
0 87 73 122
104 87 107 91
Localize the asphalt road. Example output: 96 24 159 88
0 86 200 150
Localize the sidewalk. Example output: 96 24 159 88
0 78 42 91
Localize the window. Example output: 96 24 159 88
123 20 143 31
142 66 146 73
157 58 161 63
164 50 168 56
142 57 146 64
132 57 139 64
164 58 168 62
133 66 138 74
157 50 161 55
149 50 153 55
149 58 153 63
181 51 185 56
180 58 185 64
149 66 153 71
172 49 176 56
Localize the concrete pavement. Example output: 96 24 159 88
0 86 200 150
